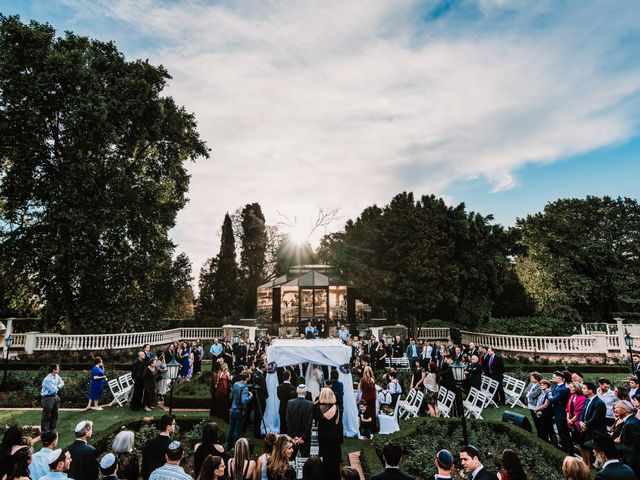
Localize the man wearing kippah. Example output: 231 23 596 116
286 384 315 458
99 453 121 480
39 448 72 480
149 441 193 480
67 420 98 480
434 449 453 480
459 445 497 480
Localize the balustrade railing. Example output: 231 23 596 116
460 331 598 353
416 327 451 340
22 327 224 353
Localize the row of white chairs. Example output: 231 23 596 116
108 372 134 406
385 356 411 370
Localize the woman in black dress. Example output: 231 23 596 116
194 422 228 479
315 387 342 480
267 435 295 480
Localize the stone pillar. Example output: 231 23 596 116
615 317 627 358
590 332 609 356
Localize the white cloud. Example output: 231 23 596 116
57 0 640 279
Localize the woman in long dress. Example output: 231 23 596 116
142 362 157 411
315 388 342 480
86 356 107 410
178 342 191 380
213 362 231 422
305 364 323 401
358 366 378 434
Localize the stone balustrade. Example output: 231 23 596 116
19 326 225 354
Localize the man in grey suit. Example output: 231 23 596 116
286 384 315 457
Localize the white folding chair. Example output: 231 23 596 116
480 376 499 408
438 387 456 418
396 388 417 415
463 387 489 419
503 375 527 408
120 372 134 390
399 390 424 419
108 378 128 406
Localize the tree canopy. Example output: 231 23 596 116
0 16 208 332
318 192 512 330
515 196 640 322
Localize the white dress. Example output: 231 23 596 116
305 364 323 401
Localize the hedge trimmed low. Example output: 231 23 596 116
364 416 566 480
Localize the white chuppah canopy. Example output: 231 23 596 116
264 338 359 437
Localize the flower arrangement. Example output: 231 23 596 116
339 364 350 374
266 362 277 374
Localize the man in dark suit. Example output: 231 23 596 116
233 339 248 367
485 348 505 404
579 381 607 465
286 385 315 457
276 370 296 434
548 371 572 453
371 441 414 480
467 342 479 358
329 369 344 413
141 414 175 480
619 401 640 478
585 431 637 480
67 420 99 480
458 445 498 480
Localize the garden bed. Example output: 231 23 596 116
364 417 566 480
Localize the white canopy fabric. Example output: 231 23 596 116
264 339 359 437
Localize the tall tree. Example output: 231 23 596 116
198 214 242 324
0 16 209 332
319 192 511 330
515 196 640 322
238 203 267 317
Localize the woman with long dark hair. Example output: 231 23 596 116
0 426 23 480
194 422 228 479
255 433 277 480
3 445 31 480
197 455 225 480
497 449 527 480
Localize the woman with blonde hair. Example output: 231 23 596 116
358 366 378 436
561 456 589 480
213 362 231 422
315 388 342 480
228 438 256 480
267 435 295 480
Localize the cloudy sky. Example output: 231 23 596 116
4 0 640 280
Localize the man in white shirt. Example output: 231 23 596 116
629 376 638 398
149 441 193 480
30 430 59 480
40 448 72 480
596 378 617 427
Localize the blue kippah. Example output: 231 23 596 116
436 449 453 468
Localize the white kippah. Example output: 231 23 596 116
100 453 116 469
75 420 88 433
168 441 182 451
47 448 63 465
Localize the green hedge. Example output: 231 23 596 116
365 417 566 480
165 372 211 409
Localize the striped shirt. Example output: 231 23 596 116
149 464 193 480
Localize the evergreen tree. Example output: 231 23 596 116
198 214 242 324
239 203 267 317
